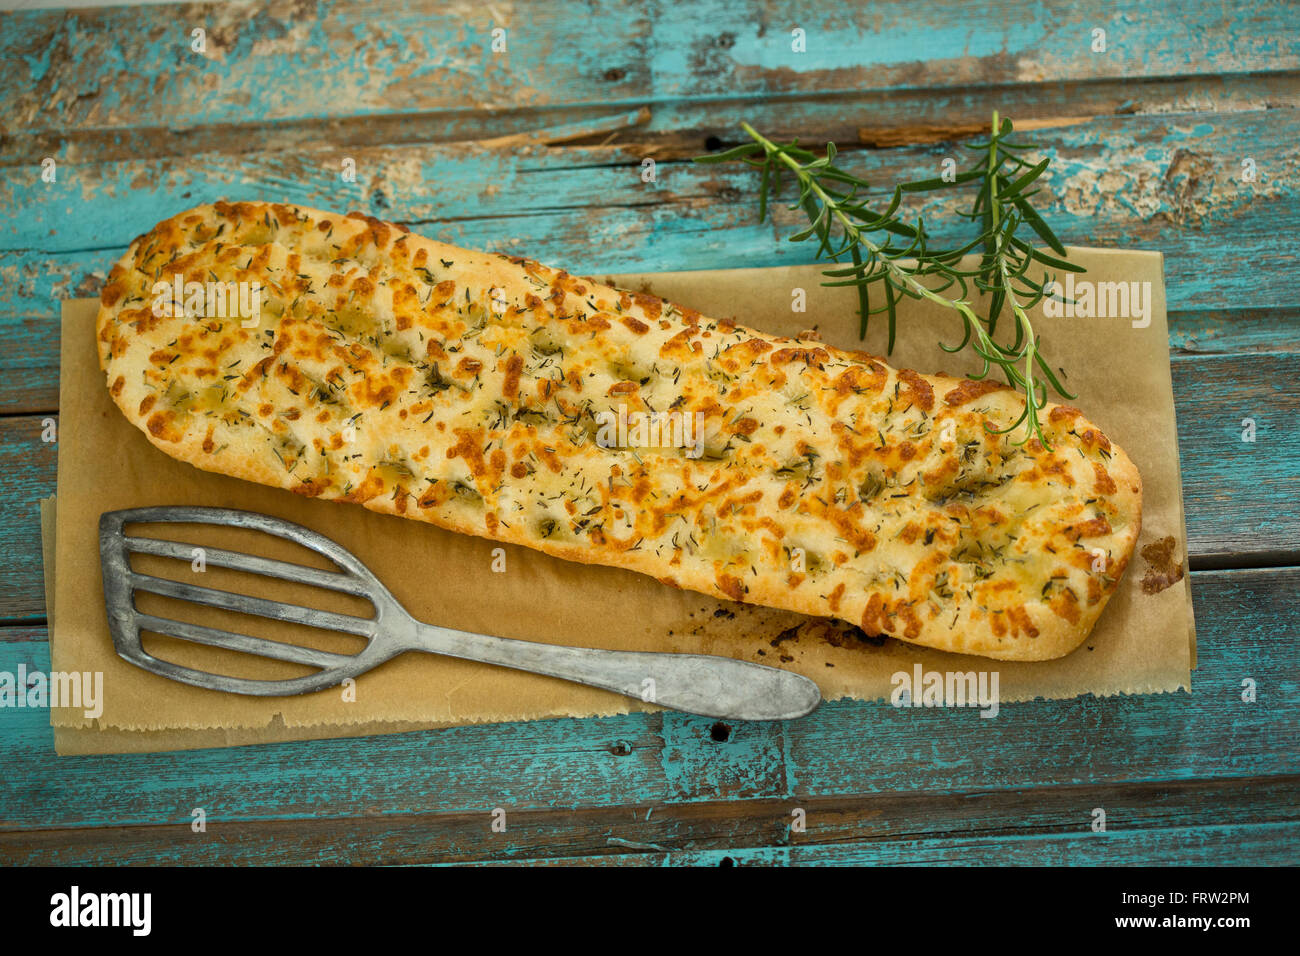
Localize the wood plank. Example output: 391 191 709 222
3 109 1296 322
2 774 1295 865
0 416 55 622
778 822 1300 865
0 316 60 414
6 0 1296 165
1169 307 1300 356
1173 351 1300 561
485 822 1299 865
784 568 1298 799
0 568 1294 836
0 642 789 826
7 63 1298 167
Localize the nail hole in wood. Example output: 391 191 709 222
710 721 731 742
609 740 633 757
704 135 724 151
719 855 736 866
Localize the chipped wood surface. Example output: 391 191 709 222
0 567 1295 861
4 0 1297 149
3 110 1297 313
0 0 1295 866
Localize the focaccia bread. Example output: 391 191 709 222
97 201 1142 661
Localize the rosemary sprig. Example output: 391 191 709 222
694 113 1085 448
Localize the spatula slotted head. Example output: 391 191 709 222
99 506 394 696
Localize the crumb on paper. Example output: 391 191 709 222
1140 535 1185 595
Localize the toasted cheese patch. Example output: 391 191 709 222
96 201 1143 661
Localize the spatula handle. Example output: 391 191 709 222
401 621 821 721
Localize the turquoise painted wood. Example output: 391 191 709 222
1170 352 1300 558
0 0 1295 866
0 568 1294 863
473 823 1300 866
0 570 1292 825
4 110 1298 317
5 0 1296 147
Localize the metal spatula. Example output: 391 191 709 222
98 506 821 721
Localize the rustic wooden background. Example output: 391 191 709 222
1 0 1297 864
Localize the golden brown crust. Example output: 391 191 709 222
96 201 1143 660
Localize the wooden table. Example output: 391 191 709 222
1 0 1296 865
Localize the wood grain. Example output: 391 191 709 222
481 822 1299 865
3 776 1295 865
0 567 1293 865
1173 351 1300 562
6 0 1297 163
0 417 56 622
4 109 1295 319
5 63 1298 168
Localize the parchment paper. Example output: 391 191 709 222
46 249 1196 754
